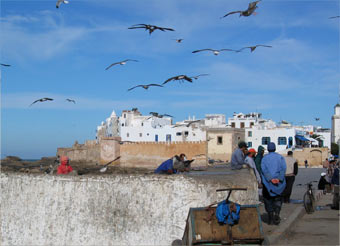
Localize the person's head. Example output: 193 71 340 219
60 156 69 166
248 148 256 157
267 142 276 152
326 158 328 161
257 145 265 155
287 151 293 156
238 141 248 154
179 153 186 161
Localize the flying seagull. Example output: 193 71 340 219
56 0 69 8
192 48 236 56
174 38 184 43
329 16 340 19
66 98 76 104
147 112 173 119
190 74 210 80
128 24 175 35
128 83 163 91
163 75 193 85
0 63 11 67
172 120 201 128
221 0 261 18
29 97 53 106
99 156 121 173
315 118 320 121
105 59 138 70
237 44 272 52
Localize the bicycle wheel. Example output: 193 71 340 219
303 191 314 214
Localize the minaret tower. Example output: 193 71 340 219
331 83 340 143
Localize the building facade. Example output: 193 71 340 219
331 104 340 144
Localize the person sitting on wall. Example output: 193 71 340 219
231 141 248 170
154 154 191 174
57 156 73 174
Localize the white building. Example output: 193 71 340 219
331 103 340 144
96 109 227 143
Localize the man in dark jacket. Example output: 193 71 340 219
231 141 248 170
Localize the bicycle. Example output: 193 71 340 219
297 181 318 214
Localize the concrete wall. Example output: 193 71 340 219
100 138 120 164
120 141 207 168
1 171 258 245
288 148 329 166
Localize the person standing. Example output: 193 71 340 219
261 142 286 225
244 148 262 188
282 151 298 203
331 162 339 210
254 145 265 175
231 141 248 170
304 160 308 168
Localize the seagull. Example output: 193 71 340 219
56 0 69 8
192 48 236 56
148 112 173 119
112 139 135 145
128 83 163 91
315 118 320 121
99 156 121 173
237 44 272 52
221 0 261 18
172 120 201 128
163 75 193 85
329 16 340 19
0 63 11 67
105 59 138 70
174 38 184 43
66 98 76 104
128 24 175 35
190 74 210 80
29 97 53 106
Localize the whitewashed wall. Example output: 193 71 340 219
1 171 257 245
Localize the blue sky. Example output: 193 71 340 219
1 0 339 158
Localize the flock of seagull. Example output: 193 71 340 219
1 0 340 108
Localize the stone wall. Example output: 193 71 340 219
288 147 329 166
0 170 258 245
120 141 207 168
57 140 100 163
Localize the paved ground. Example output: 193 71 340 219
277 193 339 245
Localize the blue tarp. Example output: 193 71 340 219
295 135 310 142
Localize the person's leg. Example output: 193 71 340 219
331 185 339 210
273 196 283 225
262 185 274 225
284 176 295 203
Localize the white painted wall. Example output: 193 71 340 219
331 105 340 143
245 128 296 153
1 172 258 246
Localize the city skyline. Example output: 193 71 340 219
1 0 339 158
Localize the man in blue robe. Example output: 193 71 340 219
261 142 286 225
154 154 188 174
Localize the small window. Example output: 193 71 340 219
123 114 126 118
184 131 189 136
166 134 171 142
231 122 235 128
217 136 223 145
250 122 254 127
248 142 252 147
176 132 182 136
262 137 271 145
248 131 252 137
121 123 124 126
240 122 245 128
147 133 149 136
139 133 142 137
127 133 129 137
278 137 287 145
141 123 144 126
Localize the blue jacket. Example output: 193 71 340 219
216 200 241 225
261 152 287 196
154 159 177 174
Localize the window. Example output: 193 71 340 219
147 133 149 136
248 142 252 147
141 123 144 126
250 122 254 128
262 137 271 145
278 137 287 145
166 134 171 142
121 123 124 126
139 133 142 137
123 114 126 118
176 132 182 136
217 136 223 145
155 134 158 142
184 131 189 136
248 131 252 137
240 122 245 128
127 133 129 137
231 122 235 128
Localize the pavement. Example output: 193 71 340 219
260 167 339 245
